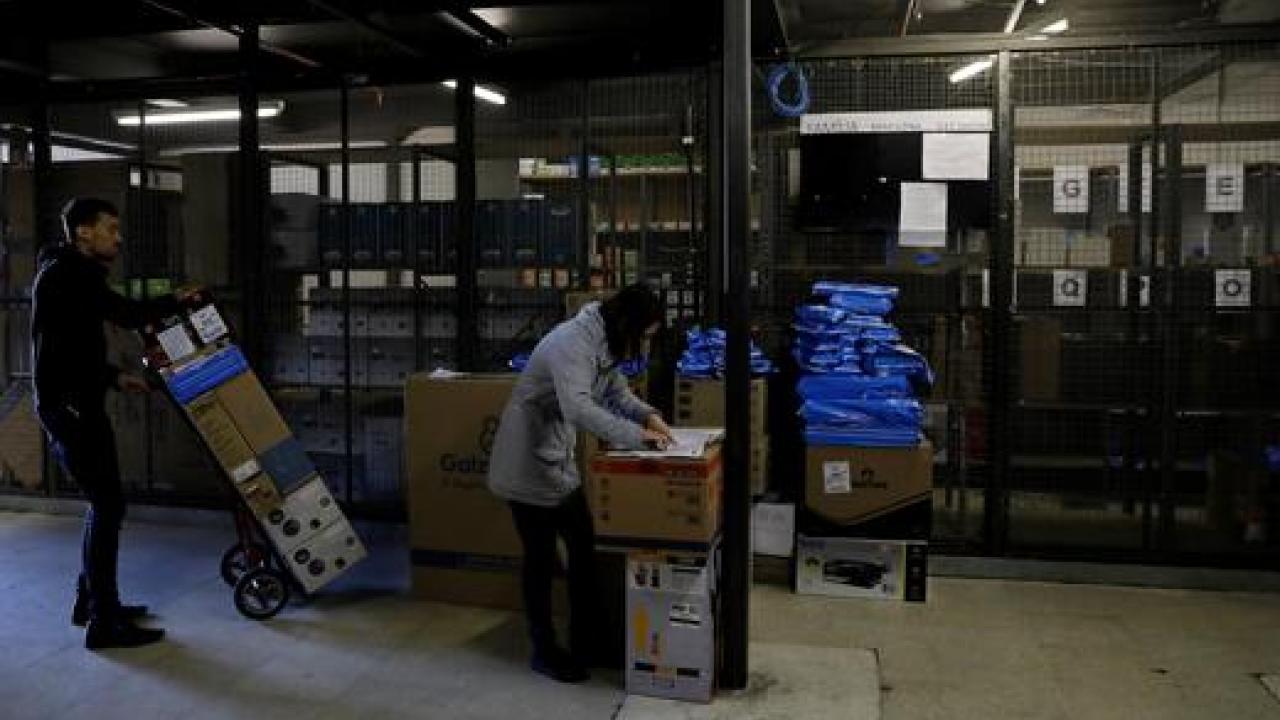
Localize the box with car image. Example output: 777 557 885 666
795 535 927 602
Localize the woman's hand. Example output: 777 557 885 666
642 429 674 450
645 413 676 446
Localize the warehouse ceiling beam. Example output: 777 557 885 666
302 0 431 58
432 2 512 47
798 22 1280 57
753 0 791 56
136 0 327 69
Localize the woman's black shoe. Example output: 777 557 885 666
85 619 165 651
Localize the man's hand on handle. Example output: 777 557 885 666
117 373 151 395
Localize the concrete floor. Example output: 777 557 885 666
2 509 1279 720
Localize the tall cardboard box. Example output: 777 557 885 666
804 442 934 536
587 445 722 546
405 373 525 608
674 377 767 494
626 543 718 703
214 371 294 454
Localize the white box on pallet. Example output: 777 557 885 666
625 544 718 703
261 476 346 554
283 517 367 593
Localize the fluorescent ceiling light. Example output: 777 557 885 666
442 80 507 106
147 99 189 109
159 140 387 157
1040 18 1069 34
116 100 285 126
949 58 994 84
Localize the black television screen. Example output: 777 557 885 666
797 133 991 234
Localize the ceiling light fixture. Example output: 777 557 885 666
1040 18 1069 34
442 80 507 106
159 140 388 156
949 58 994 84
147 99 189 109
115 100 286 126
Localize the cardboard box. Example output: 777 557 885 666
673 377 767 439
804 442 934 528
261 475 346 554
215 371 293 454
185 391 259 482
587 445 722 546
405 373 524 607
626 544 717 703
284 517 368 594
796 535 927 602
1019 317 1061 402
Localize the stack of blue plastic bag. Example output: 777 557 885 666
676 326 776 379
794 282 932 447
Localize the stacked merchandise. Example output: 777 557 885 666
792 282 930 447
675 327 776 379
792 281 932 603
143 293 367 606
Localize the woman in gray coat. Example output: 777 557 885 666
489 284 674 683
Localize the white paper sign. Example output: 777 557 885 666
1118 271 1151 308
1053 269 1088 307
823 461 852 494
1117 162 1153 214
1053 166 1090 214
189 305 229 344
1206 163 1245 213
922 133 990 180
157 324 197 363
752 503 796 558
898 182 948 248
800 109 993 135
1215 269 1251 307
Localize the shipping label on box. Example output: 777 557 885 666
796 535 927 602
157 324 198 365
188 304 229 345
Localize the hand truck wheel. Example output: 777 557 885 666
233 567 291 621
220 542 272 588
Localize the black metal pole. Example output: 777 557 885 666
238 24 264 366
340 79 354 506
1143 53 1162 550
1157 124 1183 551
31 88 55 498
455 77 478 370
1124 141 1144 530
986 50 1016 555
412 149 425 370
138 99 156 495
578 79 591 292
720 0 751 692
706 61 724 325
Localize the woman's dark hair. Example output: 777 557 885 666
600 284 664 361
61 197 118 242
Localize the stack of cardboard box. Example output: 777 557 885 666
148 295 366 594
586 440 723 703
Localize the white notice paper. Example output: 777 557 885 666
1215 269 1251 308
823 461 853 494
898 182 948 248
1052 269 1088 307
922 133 990 180
1206 163 1245 213
1054 166 1090 214
157 325 197 363
606 428 725 459
752 503 796 558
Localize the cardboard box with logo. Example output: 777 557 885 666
587 444 722 546
796 535 927 602
626 542 718 703
405 373 526 608
803 442 934 541
674 377 768 495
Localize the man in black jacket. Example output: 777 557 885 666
32 197 188 650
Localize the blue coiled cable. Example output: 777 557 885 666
767 62 809 118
